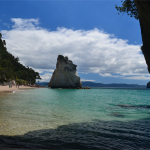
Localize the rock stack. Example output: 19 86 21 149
48 55 82 88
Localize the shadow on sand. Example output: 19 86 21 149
0 119 150 150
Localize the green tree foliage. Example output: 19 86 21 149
115 0 139 20
16 79 28 85
0 33 41 84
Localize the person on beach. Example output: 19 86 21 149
9 84 10 88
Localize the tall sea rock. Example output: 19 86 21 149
48 55 82 88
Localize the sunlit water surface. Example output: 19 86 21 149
0 88 150 149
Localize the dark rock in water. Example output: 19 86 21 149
84 86 91 89
139 105 150 109
48 55 82 88
0 119 150 149
147 82 150 88
117 104 150 109
117 104 136 108
109 112 125 118
30 84 45 88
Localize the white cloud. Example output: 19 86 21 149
1 18 149 80
39 73 52 82
11 18 40 30
99 73 112 77
81 79 95 82
4 23 10 28
34 69 54 74
123 76 150 80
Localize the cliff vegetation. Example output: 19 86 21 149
0 33 41 84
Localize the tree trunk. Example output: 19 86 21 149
134 0 150 73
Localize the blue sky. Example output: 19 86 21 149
0 0 149 85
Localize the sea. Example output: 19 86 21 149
0 88 150 149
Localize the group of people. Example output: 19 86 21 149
9 84 12 88
9 84 20 88
16 84 19 88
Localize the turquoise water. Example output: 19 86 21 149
0 88 150 149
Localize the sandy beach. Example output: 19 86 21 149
0 85 37 93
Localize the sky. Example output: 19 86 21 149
0 0 150 85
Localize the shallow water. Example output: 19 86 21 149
0 88 150 149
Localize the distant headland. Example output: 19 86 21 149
38 81 146 88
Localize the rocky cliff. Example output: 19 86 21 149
134 1 150 88
134 0 150 73
48 55 82 88
147 82 150 88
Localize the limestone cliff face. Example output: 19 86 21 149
48 55 82 88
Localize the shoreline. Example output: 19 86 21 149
0 85 46 150
0 85 39 94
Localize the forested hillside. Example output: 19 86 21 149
0 33 41 84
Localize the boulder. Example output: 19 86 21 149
84 86 91 89
48 55 82 88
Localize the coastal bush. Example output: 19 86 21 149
16 79 28 85
0 33 41 84
58 55 64 59
115 0 139 20
64 56 68 60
